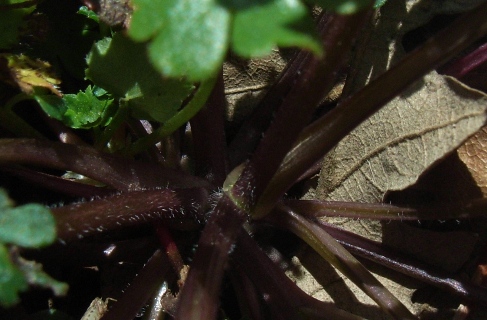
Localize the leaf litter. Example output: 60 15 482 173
295 0 487 318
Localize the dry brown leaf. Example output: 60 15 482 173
457 127 487 197
295 0 487 318
223 50 290 125
316 73 487 205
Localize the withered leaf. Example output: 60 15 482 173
297 0 487 317
317 73 487 204
0 54 61 96
457 126 487 197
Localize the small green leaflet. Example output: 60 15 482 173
78 5 100 23
129 0 321 81
86 33 195 123
0 189 67 307
0 189 56 247
34 86 114 129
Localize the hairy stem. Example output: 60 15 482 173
52 188 208 242
175 194 248 320
317 220 487 305
0 139 211 191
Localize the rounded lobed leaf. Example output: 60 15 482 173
0 190 56 248
231 0 322 57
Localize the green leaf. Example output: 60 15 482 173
130 0 230 81
77 5 99 23
0 244 27 307
34 86 115 129
309 0 372 14
86 33 195 123
33 93 66 121
230 0 322 57
0 189 56 248
63 89 113 128
0 0 36 49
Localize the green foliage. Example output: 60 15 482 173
230 0 322 57
129 0 231 81
0 189 67 307
129 0 321 81
34 86 115 129
86 33 195 122
77 5 100 23
0 203 56 247
0 0 36 49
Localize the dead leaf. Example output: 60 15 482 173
223 50 291 125
296 0 487 317
316 73 487 205
0 54 61 96
457 127 487 197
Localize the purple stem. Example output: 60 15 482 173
102 250 172 320
256 3 487 217
284 198 487 220
232 10 372 211
316 220 487 305
174 194 248 320
190 70 228 185
269 205 416 319
232 230 363 320
440 42 487 78
174 11 372 320
0 139 211 191
227 10 354 168
1 166 115 198
229 267 265 320
52 187 208 242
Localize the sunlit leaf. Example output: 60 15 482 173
230 0 322 57
130 0 230 81
129 0 322 80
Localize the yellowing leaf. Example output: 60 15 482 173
0 54 61 96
